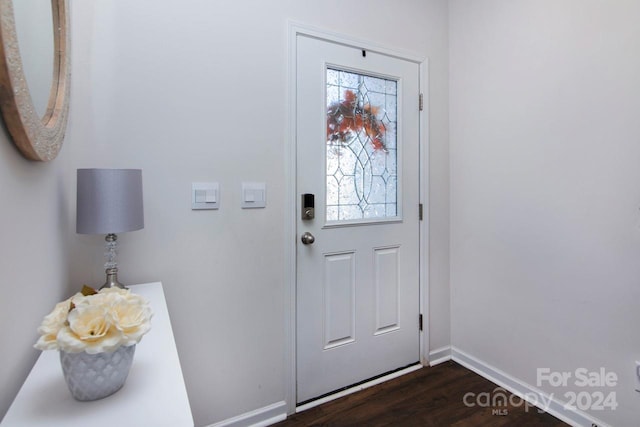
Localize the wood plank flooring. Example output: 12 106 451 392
276 361 567 426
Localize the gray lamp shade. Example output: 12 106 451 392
76 169 144 235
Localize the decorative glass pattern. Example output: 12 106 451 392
326 68 398 222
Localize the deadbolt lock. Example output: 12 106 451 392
301 193 315 220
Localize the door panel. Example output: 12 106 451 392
374 246 400 334
323 251 356 349
296 34 420 403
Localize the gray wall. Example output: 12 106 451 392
0 122 73 419
450 1 640 425
5 0 639 426
0 1 451 425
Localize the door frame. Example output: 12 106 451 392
284 22 430 415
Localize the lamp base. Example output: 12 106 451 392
101 267 127 290
100 233 127 290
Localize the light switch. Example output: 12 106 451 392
195 190 207 203
192 183 219 210
241 182 266 208
205 190 217 203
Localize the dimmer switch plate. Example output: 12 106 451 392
241 182 266 208
192 183 219 210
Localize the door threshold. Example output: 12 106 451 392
296 363 422 413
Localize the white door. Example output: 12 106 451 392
296 35 421 403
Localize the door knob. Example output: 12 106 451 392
301 232 315 245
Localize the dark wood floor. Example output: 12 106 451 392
276 362 567 426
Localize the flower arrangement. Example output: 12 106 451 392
326 89 388 152
34 286 153 354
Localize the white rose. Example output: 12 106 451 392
110 298 153 346
57 304 123 353
35 287 152 353
97 287 129 302
34 299 72 351
99 288 153 338
98 287 129 297
73 290 116 308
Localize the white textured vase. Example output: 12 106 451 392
59 345 136 401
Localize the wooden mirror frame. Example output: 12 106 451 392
0 0 70 161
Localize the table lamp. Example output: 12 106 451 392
76 169 144 289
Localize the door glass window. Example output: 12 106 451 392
326 68 398 222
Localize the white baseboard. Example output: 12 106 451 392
208 348 611 427
451 347 610 427
428 345 452 366
206 401 287 427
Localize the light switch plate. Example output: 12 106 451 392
192 182 219 210
241 182 266 209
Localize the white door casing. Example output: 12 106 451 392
295 34 422 403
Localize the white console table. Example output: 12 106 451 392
1 282 193 427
